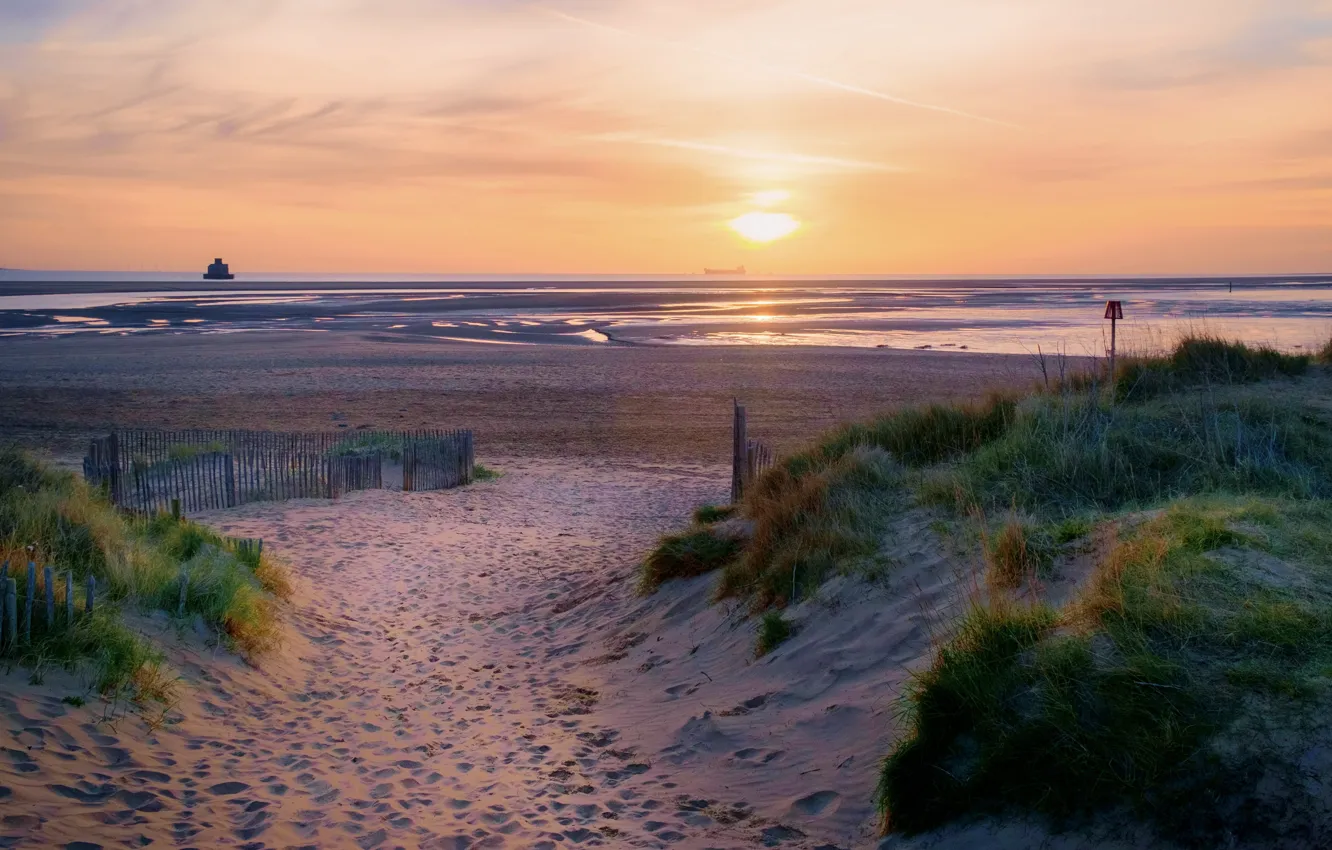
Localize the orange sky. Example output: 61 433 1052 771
1 0 1330 274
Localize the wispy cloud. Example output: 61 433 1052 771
1 0 1331 274
537 7 1014 127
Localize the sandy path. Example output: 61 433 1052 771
7 458 839 849
1 453 1164 850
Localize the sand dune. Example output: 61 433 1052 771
1 448 1172 849
2 457 866 848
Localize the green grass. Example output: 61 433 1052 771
755 610 793 656
1113 334 1308 402
1318 336 1332 365
639 527 742 593
630 336 1332 842
693 504 736 524
1050 516 1093 545
166 441 226 462
329 432 403 460
922 385 1332 516
788 392 1015 473
1 447 290 694
473 464 501 482
629 335 1332 842
879 498 1332 842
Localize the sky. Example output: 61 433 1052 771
0 0 1330 275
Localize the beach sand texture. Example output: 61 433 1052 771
0 455 1111 850
0 334 1123 848
0 332 1044 465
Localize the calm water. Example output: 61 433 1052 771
2 272 1331 355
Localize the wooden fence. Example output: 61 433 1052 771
84 428 473 515
333 454 383 495
731 400 777 502
0 559 97 658
403 433 474 492
1 535 262 653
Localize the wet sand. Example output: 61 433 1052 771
0 331 1046 463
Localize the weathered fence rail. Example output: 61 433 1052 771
731 400 777 502
0 559 96 658
84 428 474 515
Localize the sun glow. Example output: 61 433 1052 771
729 212 800 243
749 189 791 208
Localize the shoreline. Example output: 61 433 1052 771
3 272 1332 296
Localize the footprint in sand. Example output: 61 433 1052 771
790 790 841 817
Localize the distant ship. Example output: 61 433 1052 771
704 265 745 275
203 258 235 280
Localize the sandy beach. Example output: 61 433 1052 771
0 331 1056 849
0 457 990 849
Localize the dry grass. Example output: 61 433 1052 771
983 516 1054 590
718 445 901 609
638 526 742 594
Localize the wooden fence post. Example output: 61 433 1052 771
3 579 15 651
65 571 74 625
403 442 413 492
108 431 121 505
24 562 35 643
85 575 96 618
177 567 189 617
731 400 747 503
44 566 54 630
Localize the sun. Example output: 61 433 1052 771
729 211 800 243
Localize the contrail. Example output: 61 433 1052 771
537 6 1012 127
595 133 901 172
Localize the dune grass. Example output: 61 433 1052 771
867 339 1332 841
693 504 736 525
921 383 1332 517
329 432 403 459
1 447 290 693
879 498 1332 842
631 334 1332 841
473 464 501 482
983 517 1057 589
639 526 742 594
717 445 902 608
788 392 1016 473
755 610 793 656
1113 334 1308 402
1319 336 1332 365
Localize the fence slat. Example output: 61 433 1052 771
24 562 35 644
3 579 15 651
44 566 54 630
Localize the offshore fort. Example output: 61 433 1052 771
203 258 235 280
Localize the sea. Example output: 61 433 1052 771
3 270 1331 356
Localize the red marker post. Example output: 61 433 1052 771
1104 300 1123 382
